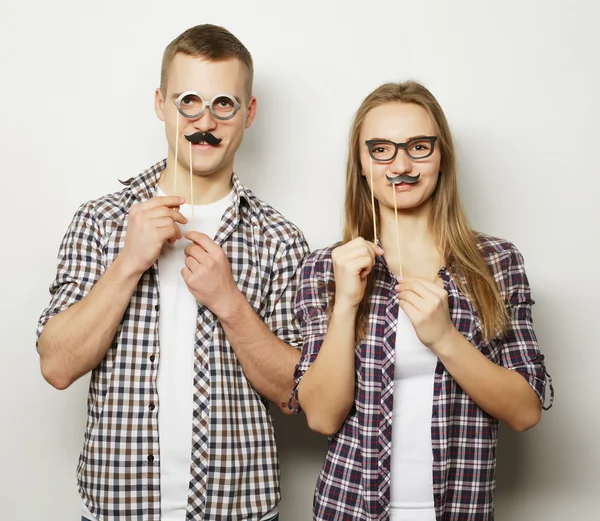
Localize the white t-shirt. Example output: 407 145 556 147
83 187 278 521
389 307 438 521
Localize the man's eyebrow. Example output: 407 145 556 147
170 92 243 103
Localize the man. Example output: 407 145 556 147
37 24 309 521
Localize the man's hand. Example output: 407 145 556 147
181 231 241 316
120 196 187 275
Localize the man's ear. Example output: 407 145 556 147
155 88 166 121
244 96 257 129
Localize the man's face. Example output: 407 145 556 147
155 53 256 180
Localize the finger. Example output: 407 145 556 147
398 289 425 311
360 266 374 279
158 226 178 244
398 298 420 324
153 219 182 241
185 255 201 272
398 278 439 300
185 232 220 254
151 217 179 229
347 255 376 275
366 241 384 256
352 240 380 259
181 266 192 284
145 207 188 225
341 238 381 259
143 195 186 209
184 243 210 263
166 223 181 244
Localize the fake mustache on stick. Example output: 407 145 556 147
185 132 223 146
385 173 421 184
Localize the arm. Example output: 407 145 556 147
430 329 542 431
294 301 358 435
397 246 552 432
38 196 187 389
216 292 301 413
291 239 382 435
182 231 309 414
39 254 144 390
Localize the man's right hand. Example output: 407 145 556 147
120 196 188 274
331 238 383 311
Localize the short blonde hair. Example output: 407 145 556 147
160 24 254 100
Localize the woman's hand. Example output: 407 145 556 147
396 276 456 353
332 238 383 310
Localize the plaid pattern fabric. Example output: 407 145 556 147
37 159 309 521
292 233 554 521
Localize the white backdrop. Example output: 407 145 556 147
1 0 599 519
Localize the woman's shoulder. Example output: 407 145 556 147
299 242 343 281
473 231 524 260
473 231 528 281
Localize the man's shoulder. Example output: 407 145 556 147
74 160 165 224
242 186 307 246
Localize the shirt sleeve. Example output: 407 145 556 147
264 230 311 349
287 249 334 413
36 203 104 350
499 244 554 410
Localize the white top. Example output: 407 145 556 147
389 307 438 521
82 187 277 521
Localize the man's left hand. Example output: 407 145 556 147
181 232 240 316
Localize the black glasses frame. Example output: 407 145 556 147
365 136 438 162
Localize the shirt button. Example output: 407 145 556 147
149 403 155 411
154 304 159 311
147 455 154 462
149 355 155 362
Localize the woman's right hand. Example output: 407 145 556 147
331 238 383 310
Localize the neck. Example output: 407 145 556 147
159 156 233 205
379 199 441 278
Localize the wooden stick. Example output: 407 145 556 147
174 113 179 195
189 141 195 228
369 157 378 244
392 184 403 278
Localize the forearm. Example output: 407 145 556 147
216 290 301 413
296 303 357 435
38 255 142 389
435 329 542 431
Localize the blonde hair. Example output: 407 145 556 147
343 81 507 340
160 24 254 99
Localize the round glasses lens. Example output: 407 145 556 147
177 93 204 118
211 95 238 119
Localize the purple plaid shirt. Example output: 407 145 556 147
291 233 553 521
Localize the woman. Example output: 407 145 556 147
289 81 553 520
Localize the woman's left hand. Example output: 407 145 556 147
396 276 456 353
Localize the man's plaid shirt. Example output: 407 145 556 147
292 233 554 520
36 159 309 521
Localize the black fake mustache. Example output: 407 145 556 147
185 132 222 146
386 173 421 185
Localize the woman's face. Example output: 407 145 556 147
359 102 441 212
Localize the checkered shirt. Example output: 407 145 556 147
292 233 554 521
36 159 310 521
